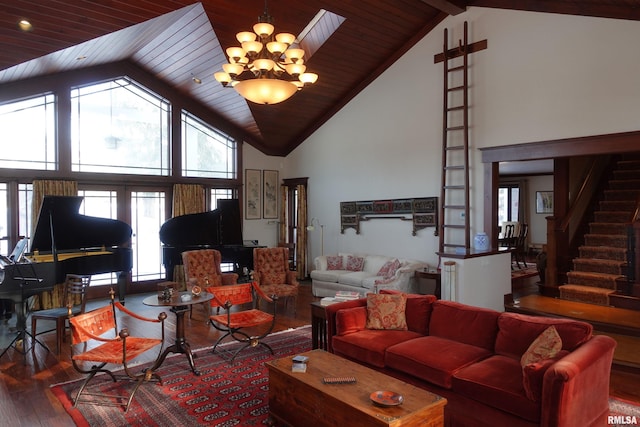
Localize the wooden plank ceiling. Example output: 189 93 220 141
0 0 639 156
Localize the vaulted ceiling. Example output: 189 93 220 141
1 1 639 156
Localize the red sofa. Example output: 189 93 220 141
325 293 616 427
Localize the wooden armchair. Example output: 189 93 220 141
206 282 277 362
253 247 299 313
68 289 167 412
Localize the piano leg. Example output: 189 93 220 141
116 271 128 304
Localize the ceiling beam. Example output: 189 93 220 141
420 0 467 15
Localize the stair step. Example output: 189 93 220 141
583 233 628 248
566 271 622 289
559 284 614 306
593 211 632 223
604 189 640 201
599 200 636 211
608 179 640 190
616 159 640 170
578 245 627 261
572 258 626 275
589 222 628 235
613 170 640 180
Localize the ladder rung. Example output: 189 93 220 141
447 105 465 112
446 126 465 131
444 166 464 170
443 185 465 190
448 85 465 92
448 65 465 72
444 205 465 209
443 224 465 228
445 145 464 150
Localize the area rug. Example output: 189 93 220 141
52 325 312 427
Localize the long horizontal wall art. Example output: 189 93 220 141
340 197 438 236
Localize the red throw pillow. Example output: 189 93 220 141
326 255 343 270
346 255 365 272
365 293 407 330
336 306 367 335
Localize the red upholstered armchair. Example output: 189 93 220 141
253 247 299 312
182 249 239 287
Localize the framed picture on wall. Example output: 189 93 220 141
536 191 553 214
245 169 261 219
263 169 279 219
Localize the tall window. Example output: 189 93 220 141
0 183 7 255
182 111 237 179
498 183 520 227
0 93 56 170
71 78 170 175
131 191 165 282
210 188 234 209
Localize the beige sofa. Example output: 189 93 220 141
310 253 427 297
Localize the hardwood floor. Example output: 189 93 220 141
0 280 637 427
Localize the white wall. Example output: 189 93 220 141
243 8 640 303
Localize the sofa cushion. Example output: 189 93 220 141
339 271 374 287
326 255 344 270
310 269 346 283
385 336 493 389
336 306 367 336
380 290 436 334
452 354 541 423
365 293 407 330
429 300 500 351
332 329 423 368
520 325 562 366
346 255 365 271
495 312 593 359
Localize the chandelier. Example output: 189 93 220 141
214 1 318 105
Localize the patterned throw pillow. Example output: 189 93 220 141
377 258 401 278
365 293 407 330
520 326 562 366
346 255 365 272
326 255 344 270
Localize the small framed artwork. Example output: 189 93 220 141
263 169 279 219
245 169 261 219
536 191 553 214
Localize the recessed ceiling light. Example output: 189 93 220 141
76 55 87 61
18 19 32 32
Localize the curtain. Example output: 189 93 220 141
172 183 205 217
30 180 78 310
295 184 308 280
171 184 205 286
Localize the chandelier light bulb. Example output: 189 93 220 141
253 22 274 37
284 48 304 63
226 47 245 61
275 33 296 45
236 31 256 43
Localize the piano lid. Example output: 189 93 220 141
30 195 132 253
159 198 243 247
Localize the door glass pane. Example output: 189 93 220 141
131 191 165 282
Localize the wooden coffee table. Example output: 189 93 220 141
266 349 446 426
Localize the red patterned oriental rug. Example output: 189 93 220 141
51 325 312 427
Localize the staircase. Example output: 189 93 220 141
559 158 640 306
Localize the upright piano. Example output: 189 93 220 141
0 195 133 304
159 199 256 280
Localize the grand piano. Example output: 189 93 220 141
0 195 133 304
159 199 256 280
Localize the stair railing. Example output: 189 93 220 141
629 197 640 285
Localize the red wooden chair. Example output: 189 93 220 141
68 289 167 412
206 282 277 362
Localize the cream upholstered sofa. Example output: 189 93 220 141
310 253 427 297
